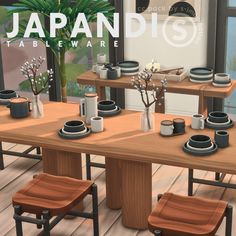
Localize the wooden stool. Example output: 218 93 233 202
12 173 99 236
148 193 233 236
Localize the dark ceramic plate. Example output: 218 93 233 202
117 61 139 68
98 107 122 117
190 76 213 81
160 131 185 137
205 119 234 130
58 127 91 139
190 67 213 76
183 142 218 156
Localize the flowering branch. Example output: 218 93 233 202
131 69 168 108
20 56 54 96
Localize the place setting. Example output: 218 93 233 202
212 73 232 87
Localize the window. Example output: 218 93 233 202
0 6 49 100
229 0 236 7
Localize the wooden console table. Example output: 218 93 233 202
77 71 236 115
1 103 236 229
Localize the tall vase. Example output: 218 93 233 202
32 94 44 118
141 107 154 132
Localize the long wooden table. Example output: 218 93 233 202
1 103 236 229
77 71 236 114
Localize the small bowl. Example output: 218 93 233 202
64 120 85 132
189 135 212 148
208 111 229 123
98 100 116 111
213 79 231 85
214 73 230 82
0 90 17 99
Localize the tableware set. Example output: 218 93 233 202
160 118 185 137
117 61 140 76
212 73 232 87
98 100 121 117
190 67 214 83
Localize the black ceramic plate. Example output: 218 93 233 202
117 61 139 68
183 142 218 156
190 67 213 76
58 127 91 139
205 119 234 130
98 107 121 117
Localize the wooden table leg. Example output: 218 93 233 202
105 157 122 209
121 160 152 229
96 85 106 101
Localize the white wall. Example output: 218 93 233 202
123 0 209 115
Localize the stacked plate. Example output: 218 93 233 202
183 135 218 156
117 61 139 76
212 73 232 87
205 111 234 130
0 90 18 105
98 100 121 117
58 120 91 139
190 67 214 83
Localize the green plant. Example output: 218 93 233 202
9 0 114 102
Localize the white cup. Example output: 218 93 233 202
191 114 205 130
160 120 174 136
97 53 106 64
91 117 104 133
115 66 121 78
96 65 104 75
100 68 108 80
92 64 97 73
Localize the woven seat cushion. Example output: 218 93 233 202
148 193 227 236
12 173 93 216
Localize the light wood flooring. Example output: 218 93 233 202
0 142 235 236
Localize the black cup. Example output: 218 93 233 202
208 111 229 123
98 100 116 111
64 120 85 132
7 97 31 118
215 130 229 148
107 68 118 80
173 118 185 134
0 90 17 99
189 135 212 148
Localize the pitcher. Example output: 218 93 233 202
80 93 98 124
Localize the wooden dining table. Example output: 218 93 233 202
0 102 236 230
77 71 236 115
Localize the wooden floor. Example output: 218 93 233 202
0 143 235 236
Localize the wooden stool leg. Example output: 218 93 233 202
0 142 4 170
226 205 233 236
188 169 194 196
92 184 99 236
42 210 50 236
121 160 152 229
105 157 122 209
14 205 23 236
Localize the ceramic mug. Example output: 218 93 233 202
114 66 121 78
96 65 104 75
7 97 31 118
91 116 104 133
173 118 185 134
215 130 229 148
99 68 108 80
160 120 174 136
191 114 204 130
97 53 106 64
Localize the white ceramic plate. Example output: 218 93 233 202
212 82 232 88
190 78 213 84
187 142 214 152
98 106 118 113
206 118 231 126
62 128 87 135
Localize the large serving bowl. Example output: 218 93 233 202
189 135 212 148
208 111 229 123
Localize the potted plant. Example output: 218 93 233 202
9 0 114 102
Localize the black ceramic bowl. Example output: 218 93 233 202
208 111 229 123
117 61 139 68
98 100 116 111
189 135 212 148
64 120 85 132
0 90 17 99
190 67 214 76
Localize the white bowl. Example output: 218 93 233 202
215 73 230 82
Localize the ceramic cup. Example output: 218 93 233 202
97 53 106 64
7 97 31 118
99 68 108 80
160 120 174 136
91 116 104 133
107 68 118 80
191 114 205 130
96 65 104 75
114 66 121 78
215 130 229 148
92 64 97 73
64 120 85 132
214 73 230 82
173 118 185 134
